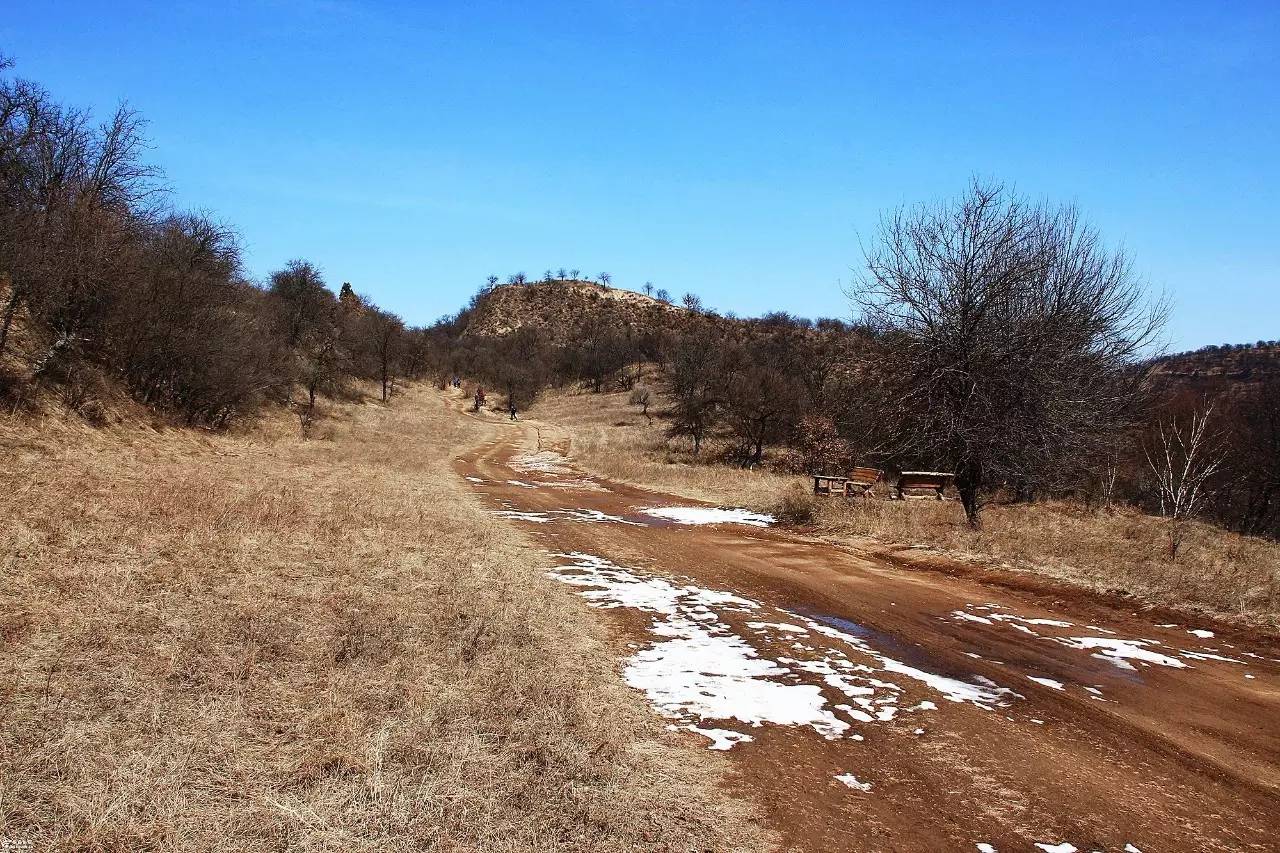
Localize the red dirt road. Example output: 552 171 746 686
452 404 1280 853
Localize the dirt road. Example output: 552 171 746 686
452 402 1280 852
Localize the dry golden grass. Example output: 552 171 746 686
534 384 1280 631
0 386 770 852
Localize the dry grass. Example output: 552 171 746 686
533 384 1280 631
0 386 770 852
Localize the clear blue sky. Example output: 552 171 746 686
4 1 1277 349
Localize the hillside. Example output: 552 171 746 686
463 280 689 340
0 387 768 851
1148 342 1280 393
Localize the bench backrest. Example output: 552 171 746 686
847 466 882 486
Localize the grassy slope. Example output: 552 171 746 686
533 384 1279 631
0 386 769 852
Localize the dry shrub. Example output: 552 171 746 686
773 482 818 526
0 385 769 851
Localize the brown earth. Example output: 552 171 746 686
450 391 1280 853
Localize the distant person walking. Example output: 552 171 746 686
509 401 518 420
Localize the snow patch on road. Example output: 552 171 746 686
834 773 872 792
547 552 1022 750
640 506 775 527
1055 636 1187 670
510 449 573 475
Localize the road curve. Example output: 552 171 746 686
450 401 1280 853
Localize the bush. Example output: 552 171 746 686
773 482 818 526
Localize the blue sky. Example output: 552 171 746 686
4 1 1277 349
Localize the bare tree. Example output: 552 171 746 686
629 384 652 421
556 267 567 279
1145 402 1226 558
643 281 654 296
852 179 1167 527
486 275 499 288
569 268 580 281
681 292 703 313
599 272 611 286
655 288 670 304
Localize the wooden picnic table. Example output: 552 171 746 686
895 471 954 500
813 467 884 498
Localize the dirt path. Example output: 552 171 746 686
451 401 1280 853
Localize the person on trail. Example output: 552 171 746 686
509 401 518 421
473 387 485 412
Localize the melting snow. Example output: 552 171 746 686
510 450 573 475
640 506 776 527
1035 844 1077 853
506 479 537 488
547 552 1021 749
464 475 484 483
834 773 872 792
1188 628 1215 639
685 725 754 750
1027 676 1066 691
976 845 996 853
1055 636 1187 670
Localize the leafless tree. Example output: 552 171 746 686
556 267 567 279
1144 402 1226 558
655 288 670 304
599 272 611 286
643 281 654 296
681 292 703 313
852 179 1167 527
629 384 652 421
569 268 580 281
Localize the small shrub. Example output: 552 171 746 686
774 482 818 526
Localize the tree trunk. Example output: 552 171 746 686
0 289 21 358
955 458 983 529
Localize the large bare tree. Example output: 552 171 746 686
852 180 1167 527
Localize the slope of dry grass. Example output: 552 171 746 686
0 386 770 852
532 384 1280 631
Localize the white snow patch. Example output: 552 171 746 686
834 773 872 792
1055 636 1187 670
976 845 997 853
1035 844 1078 853
510 450 573 475
1027 676 1065 691
640 506 775 527
464 475 484 483
686 725 754 750
506 479 537 488
493 509 556 523
747 621 809 634
1124 846 1144 853
1179 650 1244 664
549 553 848 745
1188 628 1215 639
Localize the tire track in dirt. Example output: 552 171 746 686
449 399 1280 853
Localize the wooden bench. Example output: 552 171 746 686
813 474 848 496
895 471 953 500
813 467 884 498
843 466 883 497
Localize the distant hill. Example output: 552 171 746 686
462 279 688 341
1148 342 1280 394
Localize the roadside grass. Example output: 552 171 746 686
533 383 1280 630
0 386 769 851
